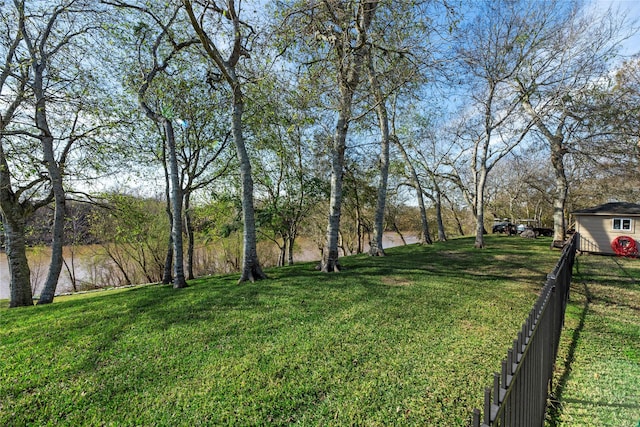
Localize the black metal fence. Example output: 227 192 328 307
471 233 578 427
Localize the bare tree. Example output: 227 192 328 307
364 0 450 254
512 2 633 246
182 0 266 282
454 0 543 248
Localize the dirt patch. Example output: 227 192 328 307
381 276 414 287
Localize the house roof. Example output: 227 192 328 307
573 202 640 215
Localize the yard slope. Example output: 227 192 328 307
1 236 560 426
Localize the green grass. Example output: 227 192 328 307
1 236 562 426
548 254 640 427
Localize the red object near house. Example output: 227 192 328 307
611 235 638 257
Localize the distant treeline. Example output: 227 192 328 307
0 201 100 250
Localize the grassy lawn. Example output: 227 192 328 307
1 236 563 426
548 254 640 427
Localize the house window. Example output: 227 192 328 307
612 218 633 231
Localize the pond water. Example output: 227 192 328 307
0 232 418 300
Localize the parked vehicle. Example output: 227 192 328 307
492 222 516 235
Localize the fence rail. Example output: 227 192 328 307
471 233 578 427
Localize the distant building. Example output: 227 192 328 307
573 202 640 254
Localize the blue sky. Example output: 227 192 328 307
593 0 640 56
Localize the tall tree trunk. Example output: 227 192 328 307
162 206 173 284
34 64 65 305
474 166 488 248
435 188 447 241
417 192 432 245
278 239 286 268
232 86 266 283
181 0 265 282
162 145 173 284
320 0 377 272
521 100 568 247
3 211 33 307
1 134 34 307
393 136 432 244
353 181 363 254
367 47 390 257
321 110 348 272
0 4 34 307
164 119 187 288
551 139 568 247
287 235 295 266
138 71 185 286
37 169 65 304
184 191 195 280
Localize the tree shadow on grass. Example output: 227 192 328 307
13 236 557 359
611 257 639 284
547 255 640 426
546 282 591 426
343 242 554 292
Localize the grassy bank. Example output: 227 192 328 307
549 254 640 427
1 236 561 426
